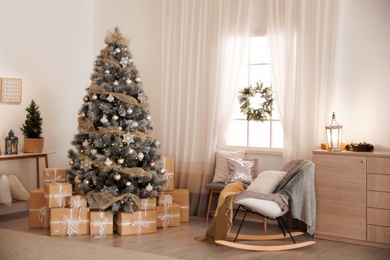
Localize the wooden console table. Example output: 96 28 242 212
0 151 55 188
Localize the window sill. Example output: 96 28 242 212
222 146 283 156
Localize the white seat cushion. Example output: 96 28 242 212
234 198 287 219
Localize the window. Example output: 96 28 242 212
226 35 283 150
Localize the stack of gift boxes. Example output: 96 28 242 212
28 156 190 237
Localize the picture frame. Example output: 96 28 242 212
0 77 22 103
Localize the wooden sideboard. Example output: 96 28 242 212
312 149 390 249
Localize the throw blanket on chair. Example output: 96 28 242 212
195 159 316 243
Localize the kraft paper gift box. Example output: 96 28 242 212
157 194 174 206
29 188 50 228
140 198 156 211
164 189 189 222
157 202 181 228
50 207 90 236
44 168 67 183
116 210 157 236
160 156 175 191
90 210 113 237
44 182 72 208
68 195 87 209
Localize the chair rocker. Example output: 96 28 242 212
215 160 317 251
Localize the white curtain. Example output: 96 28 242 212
161 0 252 216
266 0 339 164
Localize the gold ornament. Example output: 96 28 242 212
117 158 124 165
83 179 90 185
150 161 156 167
135 76 141 82
126 181 132 186
69 160 74 165
114 173 122 181
90 149 97 156
74 176 81 183
83 95 90 102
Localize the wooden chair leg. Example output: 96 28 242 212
263 218 267 231
205 189 213 222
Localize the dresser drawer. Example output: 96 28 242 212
367 208 390 226
367 225 390 244
367 157 390 175
367 174 390 192
367 191 390 210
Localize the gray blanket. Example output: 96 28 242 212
233 159 316 236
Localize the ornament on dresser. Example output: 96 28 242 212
345 142 374 152
20 99 44 153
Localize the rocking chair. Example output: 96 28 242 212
215 159 317 251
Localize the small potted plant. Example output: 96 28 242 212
20 99 44 153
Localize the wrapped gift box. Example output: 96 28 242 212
157 194 174 206
50 208 90 236
161 156 175 191
29 188 50 228
68 195 87 209
157 202 181 228
44 168 67 183
140 198 156 211
44 182 72 208
90 210 113 237
164 189 189 222
116 210 157 236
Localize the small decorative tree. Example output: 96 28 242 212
21 99 43 138
20 99 44 153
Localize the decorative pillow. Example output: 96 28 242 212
0 175 12 206
212 149 245 183
226 158 257 184
8 175 30 201
247 170 287 194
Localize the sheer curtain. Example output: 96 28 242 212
161 0 252 216
266 0 339 164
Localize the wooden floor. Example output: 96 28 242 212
0 211 389 259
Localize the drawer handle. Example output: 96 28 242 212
361 160 365 163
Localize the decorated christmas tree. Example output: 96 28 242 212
67 27 166 215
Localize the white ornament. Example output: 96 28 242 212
137 152 144 161
126 78 132 85
145 183 153 192
115 48 121 53
114 80 119 86
123 132 134 145
135 76 141 83
90 149 97 156
128 149 134 154
131 121 138 128
146 115 152 120
81 160 92 170
100 115 108 123
126 108 133 114
82 139 89 147
120 57 129 67
92 94 98 100
104 158 112 166
117 158 124 165
107 94 114 102
154 140 160 148
112 115 119 121
138 93 146 103
105 69 110 74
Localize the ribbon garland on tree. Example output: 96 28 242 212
238 81 273 122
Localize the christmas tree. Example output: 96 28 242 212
67 27 166 215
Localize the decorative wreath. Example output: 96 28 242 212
238 81 273 122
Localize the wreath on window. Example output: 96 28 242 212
238 81 273 122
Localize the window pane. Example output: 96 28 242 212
249 65 271 87
226 120 248 146
248 121 270 147
271 121 284 148
250 36 270 64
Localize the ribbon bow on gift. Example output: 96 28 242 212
54 215 80 236
38 206 49 224
45 169 66 183
130 219 150 234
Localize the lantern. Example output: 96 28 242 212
325 112 343 152
5 130 19 154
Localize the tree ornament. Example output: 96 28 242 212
126 78 132 85
114 173 121 181
81 160 92 170
120 57 129 67
122 132 134 145
128 148 134 154
69 160 74 165
104 158 112 166
146 115 152 120
126 181 132 186
138 93 146 103
107 94 115 102
160 168 166 174
115 47 121 53
112 115 119 121
135 76 141 83
113 80 119 86
90 149 97 156
238 81 273 122
131 121 138 128
153 140 160 148
83 95 90 102
145 183 153 192
126 108 133 114
100 115 108 123
82 139 89 147
117 158 124 165
91 94 98 100
74 176 81 184
137 152 144 161
105 69 110 74
83 179 90 185
150 161 156 167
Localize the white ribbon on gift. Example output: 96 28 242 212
46 184 72 208
91 212 112 239
116 214 156 234
70 197 87 209
30 206 50 227
158 213 180 229
52 209 89 236
45 168 66 183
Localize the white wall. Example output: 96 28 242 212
0 0 93 191
333 0 390 150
